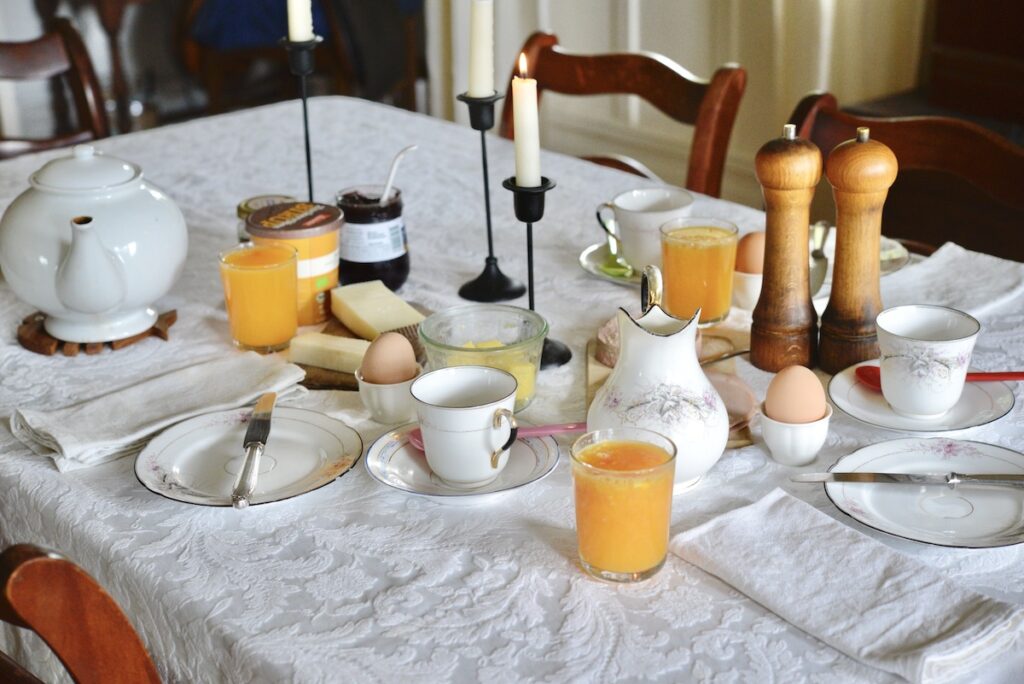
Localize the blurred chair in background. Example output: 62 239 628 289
0 17 108 160
790 92 1024 260
499 31 746 199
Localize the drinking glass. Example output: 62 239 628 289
660 218 739 326
219 243 298 352
570 427 676 583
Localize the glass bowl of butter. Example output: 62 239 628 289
419 304 548 412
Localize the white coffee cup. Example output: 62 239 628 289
597 187 694 269
876 305 981 418
410 366 519 489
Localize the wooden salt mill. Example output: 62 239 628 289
819 127 899 374
751 124 822 371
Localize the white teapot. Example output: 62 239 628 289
0 145 188 343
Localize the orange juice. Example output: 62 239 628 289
660 219 738 325
219 243 298 352
571 432 675 582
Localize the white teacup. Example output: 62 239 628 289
597 187 694 269
876 305 981 418
410 366 519 489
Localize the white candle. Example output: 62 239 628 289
512 53 541 187
467 0 494 97
287 0 314 42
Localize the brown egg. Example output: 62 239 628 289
359 332 419 384
735 231 766 274
765 365 826 423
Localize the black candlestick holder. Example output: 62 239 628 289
281 36 322 202
456 91 526 303
502 176 572 369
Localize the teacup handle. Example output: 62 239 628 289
595 202 619 240
490 408 518 469
641 264 664 313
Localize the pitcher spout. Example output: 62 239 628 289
55 216 126 314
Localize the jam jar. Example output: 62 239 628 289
335 185 409 291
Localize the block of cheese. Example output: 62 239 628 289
330 280 425 341
288 332 369 373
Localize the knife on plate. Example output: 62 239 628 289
231 392 277 509
792 472 1024 488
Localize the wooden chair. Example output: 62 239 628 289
0 18 109 160
790 92 1024 260
499 32 747 198
0 544 159 684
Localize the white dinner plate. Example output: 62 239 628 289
136 407 362 506
827 361 1014 434
824 438 1024 547
578 242 641 288
364 422 559 504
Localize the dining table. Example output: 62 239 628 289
1 96 1023 683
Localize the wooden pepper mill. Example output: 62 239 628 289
819 127 899 374
751 124 822 371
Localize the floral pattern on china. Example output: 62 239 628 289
587 265 729 489
879 343 971 386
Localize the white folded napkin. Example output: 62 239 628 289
670 489 1024 684
880 242 1024 318
11 352 306 472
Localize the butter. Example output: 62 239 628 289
452 340 537 408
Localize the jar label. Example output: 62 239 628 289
340 218 407 263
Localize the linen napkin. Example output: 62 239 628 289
670 489 1024 684
10 352 306 472
880 242 1024 318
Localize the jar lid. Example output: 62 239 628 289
237 194 297 220
246 202 344 239
30 145 141 191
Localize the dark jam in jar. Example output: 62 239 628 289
336 185 409 291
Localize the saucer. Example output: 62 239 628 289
824 438 1024 547
578 242 641 288
135 407 362 506
364 422 559 504
827 361 1014 434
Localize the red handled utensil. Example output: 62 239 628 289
407 422 586 452
855 365 1024 392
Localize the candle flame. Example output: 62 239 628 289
518 52 528 78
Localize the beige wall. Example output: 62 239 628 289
428 0 928 208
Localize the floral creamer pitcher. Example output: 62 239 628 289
587 265 728 489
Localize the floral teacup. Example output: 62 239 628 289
876 305 981 418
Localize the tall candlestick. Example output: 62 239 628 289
467 0 494 97
287 0 314 42
512 53 541 187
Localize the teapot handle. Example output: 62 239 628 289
641 265 664 314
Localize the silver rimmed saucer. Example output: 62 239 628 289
578 242 641 288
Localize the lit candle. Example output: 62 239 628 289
467 0 494 97
512 53 541 187
287 0 314 42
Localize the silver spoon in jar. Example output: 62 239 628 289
380 144 418 205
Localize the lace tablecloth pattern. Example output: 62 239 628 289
1 98 1022 683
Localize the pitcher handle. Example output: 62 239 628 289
595 202 619 240
490 408 518 469
641 265 664 313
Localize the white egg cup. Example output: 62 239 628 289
732 271 762 311
357 368 420 425
759 403 832 467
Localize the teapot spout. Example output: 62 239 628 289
55 216 125 314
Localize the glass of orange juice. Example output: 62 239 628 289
570 427 676 583
219 243 298 352
660 218 739 326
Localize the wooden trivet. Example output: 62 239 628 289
17 310 177 356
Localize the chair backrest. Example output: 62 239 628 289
0 18 109 159
790 92 1024 260
499 32 746 198
0 544 160 684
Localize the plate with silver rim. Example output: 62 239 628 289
364 422 559 504
827 361 1014 434
824 437 1024 547
136 407 362 506
578 242 641 288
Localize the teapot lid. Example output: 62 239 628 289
30 145 141 191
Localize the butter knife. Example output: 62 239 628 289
231 392 277 509
792 471 1024 488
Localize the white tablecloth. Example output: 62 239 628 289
1 98 1022 683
